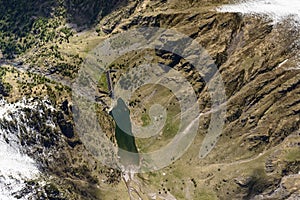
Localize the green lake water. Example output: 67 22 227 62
110 98 139 166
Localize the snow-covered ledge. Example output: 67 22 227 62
217 0 300 24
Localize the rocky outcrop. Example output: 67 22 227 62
0 81 10 97
0 97 121 199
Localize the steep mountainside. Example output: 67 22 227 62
0 0 299 199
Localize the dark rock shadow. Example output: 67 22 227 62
64 0 128 30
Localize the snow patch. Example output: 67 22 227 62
217 0 300 24
0 138 40 200
0 98 55 199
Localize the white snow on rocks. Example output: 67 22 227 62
0 98 54 199
0 138 40 200
217 0 300 24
